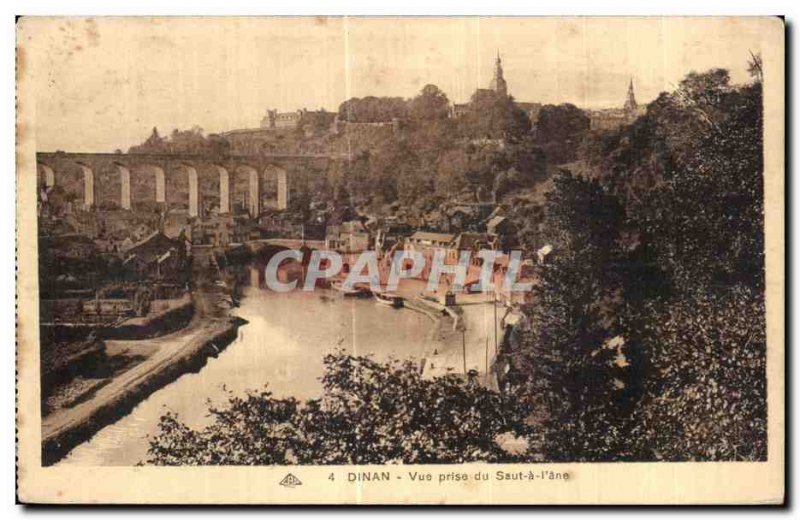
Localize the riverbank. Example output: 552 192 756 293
47 275 504 465
104 295 194 340
389 279 502 386
41 288 245 466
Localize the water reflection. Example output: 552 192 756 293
60 284 438 466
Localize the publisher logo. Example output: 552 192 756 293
279 473 302 488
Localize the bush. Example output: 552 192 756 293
146 353 536 465
628 286 767 461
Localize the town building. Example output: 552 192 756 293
485 214 518 251
261 109 307 129
403 231 456 281
326 220 371 254
192 213 264 246
374 217 413 253
405 231 456 251
120 230 189 282
451 53 542 124
452 54 645 134
447 232 491 267
489 51 508 97
586 79 646 131
442 203 495 232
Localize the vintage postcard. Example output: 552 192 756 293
16 16 785 504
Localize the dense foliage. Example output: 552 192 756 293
330 85 562 218
408 84 452 121
296 109 337 135
337 96 410 123
627 285 767 460
534 103 590 164
457 89 532 141
129 126 230 156
147 354 535 465
509 62 767 461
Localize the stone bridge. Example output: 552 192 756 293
36 151 338 219
245 238 326 251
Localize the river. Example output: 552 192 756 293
60 286 440 466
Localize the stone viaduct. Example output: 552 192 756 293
35 151 340 219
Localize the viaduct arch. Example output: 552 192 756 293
35 152 325 219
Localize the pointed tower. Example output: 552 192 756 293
489 51 508 97
624 78 638 113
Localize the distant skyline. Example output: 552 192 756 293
20 17 774 152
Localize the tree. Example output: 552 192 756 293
205 134 232 156
408 84 450 121
337 96 409 123
504 137 548 185
129 127 167 154
146 354 536 465
551 66 768 462
579 67 764 290
616 69 767 462
128 126 231 155
435 148 470 198
457 89 531 141
633 72 764 290
513 172 631 461
535 104 590 143
628 285 766 461
493 167 522 201
535 104 590 164
297 109 336 136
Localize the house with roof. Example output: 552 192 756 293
405 231 455 250
403 231 456 281
447 232 490 265
485 214 518 251
326 220 371 254
121 231 188 282
374 217 413 253
445 205 477 232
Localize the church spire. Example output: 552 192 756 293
624 78 638 112
489 51 508 97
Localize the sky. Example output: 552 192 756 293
19 16 776 152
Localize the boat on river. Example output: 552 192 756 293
331 281 372 297
374 292 404 308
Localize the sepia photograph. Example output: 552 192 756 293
15 15 785 504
